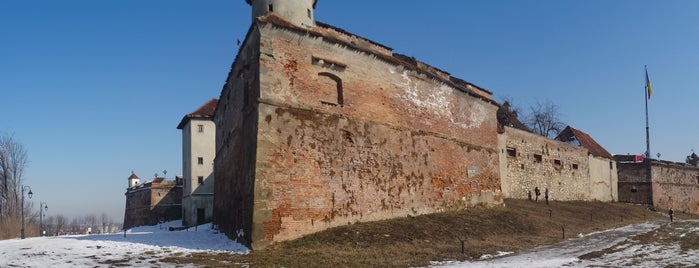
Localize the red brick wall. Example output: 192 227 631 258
215 21 503 249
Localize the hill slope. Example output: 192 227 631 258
164 199 685 267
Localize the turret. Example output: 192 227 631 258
246 0 317 28
128 172 140 188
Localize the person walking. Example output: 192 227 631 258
545 188 549 205
669 208 674 222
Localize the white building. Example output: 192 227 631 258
177 98 217 226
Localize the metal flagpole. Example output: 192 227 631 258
645 65 651 159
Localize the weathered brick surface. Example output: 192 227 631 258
651 161 699 214
214 21 502 249
123 180 182 229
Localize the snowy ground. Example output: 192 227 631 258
2 220 697 267
0 221 248 267
433 219 699 268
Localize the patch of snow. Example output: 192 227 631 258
0 221 248 267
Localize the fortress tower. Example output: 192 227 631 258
128 172 140 188
246 0 316 27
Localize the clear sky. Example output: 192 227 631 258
2 1 698 223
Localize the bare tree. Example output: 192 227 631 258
0 133 28 216
524 99 566 139
44 215 55 236
54 214 67 235
100 213 112 233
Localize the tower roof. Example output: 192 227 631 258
177 98 218 129
128 172 139 180
245 0 317 8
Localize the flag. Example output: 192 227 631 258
645 68 653 100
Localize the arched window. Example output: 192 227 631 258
318 72 343 107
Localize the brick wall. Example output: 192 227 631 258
214 21 502 249
651 161 699 214
123 181 182 229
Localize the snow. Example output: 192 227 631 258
0 221 248 267
431 220 699 268
2 219 697 267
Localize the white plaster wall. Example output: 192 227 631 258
181 118 216 226
251 0 315 27
588 156 618 201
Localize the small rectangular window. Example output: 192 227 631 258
506 148 517 158
198 176 204 185
268 4 273 12
197 124 204 133
553 159 561 166
197 157 203 165
696 176 699 184
307 8 311 18
534 154 542 163
572 163 579 170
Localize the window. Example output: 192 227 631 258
534 154 542 163
318 72 344 107
307 8 311 18
197 157 203 165
553 159 562 166
696 176 699 184
268 4 273 12
506 148 516 158
197 124 204 133
198 176 204 185
572 163 579 170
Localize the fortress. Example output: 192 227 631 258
206 1 696 250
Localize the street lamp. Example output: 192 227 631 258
21 185 33 239
39 202 48 236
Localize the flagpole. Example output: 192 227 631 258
645 65 651 159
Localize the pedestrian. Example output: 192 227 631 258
527 190 532 201
534 187 540 202
545 188 549 205
669 208 674 222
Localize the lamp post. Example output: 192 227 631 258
39 202 48 236
21 185 33 239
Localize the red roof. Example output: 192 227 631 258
128 172 139 180
177 98 218 129
556 126 613 159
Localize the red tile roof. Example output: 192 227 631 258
177 98 218 129
128 172 139 180
556 126 613 159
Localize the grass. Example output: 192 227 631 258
161 199 688 267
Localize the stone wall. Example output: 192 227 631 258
651 161 699 214
214 20 502 249
498 126 594 201
616 161 653 204
123 180 182 229
213 26 261 246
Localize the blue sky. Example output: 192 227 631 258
2 1 698 223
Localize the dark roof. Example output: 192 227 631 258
256 14 496 104
245 0 317 8
556 126 613 159
177 98 218 129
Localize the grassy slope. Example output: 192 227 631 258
163 199 688 267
